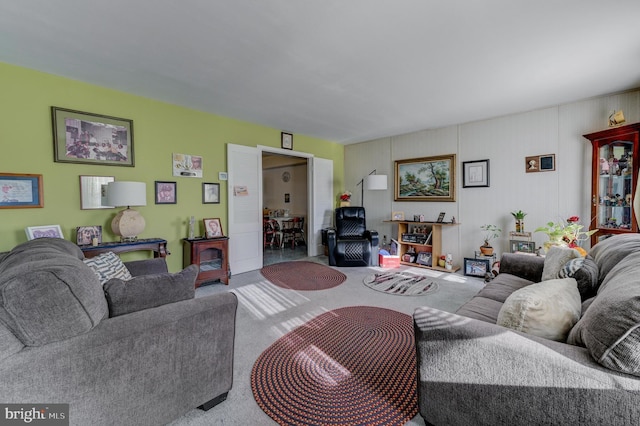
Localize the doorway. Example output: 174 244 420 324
262 152 308 266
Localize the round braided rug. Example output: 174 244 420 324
363 271 440 296
260 261 347 291
251 306 418 425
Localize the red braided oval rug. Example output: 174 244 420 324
260 261 347 291
251 306 418 425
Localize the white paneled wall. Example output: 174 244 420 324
345 89 640 265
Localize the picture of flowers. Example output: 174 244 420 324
394 154 456 201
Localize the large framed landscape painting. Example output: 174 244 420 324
394 154 456 202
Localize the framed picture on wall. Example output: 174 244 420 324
0 173 44 209
79 175 114 209
155 181 177 204
462 159 490 188
203 183 220 204
281 132 293 150
394 154 456 201
52 107 134 166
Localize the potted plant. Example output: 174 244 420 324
510 210 527 232
480 224 501 255
534 216 596 254
339 191 352 207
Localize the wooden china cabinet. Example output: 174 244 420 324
583 123 640 245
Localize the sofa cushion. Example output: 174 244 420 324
0 239 108 346
567 251 640 376
558 255 599 301
103 265 198 317
588 233 640 285
455 297 505 324
474 273 534 304
541 246 580 281
83 252 133 285
497 278 581 341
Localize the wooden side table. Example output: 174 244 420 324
183 237 230 286
80 238 168 259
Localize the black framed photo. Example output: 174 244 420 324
416 252 432 267
203 182 220 204
155 181 177 204
526 154 555 173
464 258 490 277
76 226 102 246
462 159 490 188
281 132 293 150
51 107 134 166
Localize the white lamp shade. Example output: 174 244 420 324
365 174 388 191
106 181 147 207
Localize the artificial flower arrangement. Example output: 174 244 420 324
534 216 596 255
340 191 352 201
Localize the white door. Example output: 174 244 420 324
311 157 334 256
227 144 263 274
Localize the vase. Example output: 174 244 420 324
515 220 524 233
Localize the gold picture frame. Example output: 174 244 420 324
394 154 456 202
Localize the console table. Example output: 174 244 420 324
183 237 230 286
80 238 168 259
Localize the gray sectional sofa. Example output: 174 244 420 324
0 238 238 426
414 234 640 425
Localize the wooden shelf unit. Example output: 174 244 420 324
386 220 460 273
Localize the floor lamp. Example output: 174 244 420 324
357 169 388 206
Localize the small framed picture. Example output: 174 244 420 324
436 212 446 223
76 226 102 246
281 132 293 150
203 218 224 238
218 172 228 181
391 211 405 221
416 252 432 267
464 258 491 277
526 154 555 173
80 175 115 209
0 173 44 209
203 182 220 204
510 240 536 253
25 225 64 241
155 181 177 204
462 159 490 188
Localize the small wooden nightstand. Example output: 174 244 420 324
183 237 230 286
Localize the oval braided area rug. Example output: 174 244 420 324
260 261 347 291
251 306 418 425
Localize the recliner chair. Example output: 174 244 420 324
327 207 379 266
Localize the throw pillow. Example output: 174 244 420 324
567 251 640 376
83 252 132 285
558 255 599 301
103 264 198 317
497 278 581 341
541 246 580 281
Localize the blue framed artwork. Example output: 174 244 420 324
0 173 44 208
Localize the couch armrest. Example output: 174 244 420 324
498 252 544 282
124 257 169 276
413 306 640 425
0 292 238 426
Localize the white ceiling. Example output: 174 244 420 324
1 1 640 144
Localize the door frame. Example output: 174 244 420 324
258 145 314 256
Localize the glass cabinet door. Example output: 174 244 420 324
585 123 640 245
596 140 634 236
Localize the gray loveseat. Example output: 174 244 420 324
0 238 237 426
414 234 640 425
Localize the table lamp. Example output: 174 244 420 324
106 181 147 242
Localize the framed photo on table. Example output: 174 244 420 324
76 226 102 246
51 107 134 167
25 225 64 240
464 258 490 277
394 155 456 201
203 218 224 238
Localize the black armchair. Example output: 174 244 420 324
327 207 379 267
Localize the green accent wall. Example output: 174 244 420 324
0 62 345 271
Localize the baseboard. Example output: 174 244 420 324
198 392 229 411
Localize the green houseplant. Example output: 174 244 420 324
534 216 596 254
480 224 502 255
510 210 527 232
